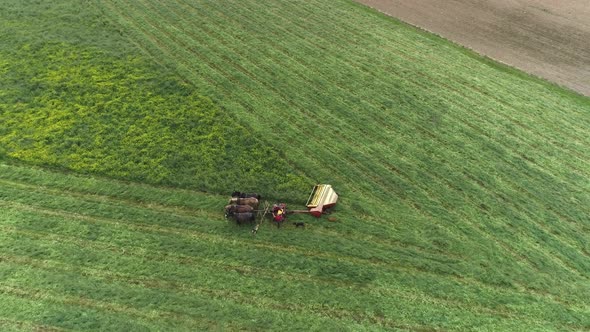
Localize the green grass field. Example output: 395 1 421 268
1 0 589 330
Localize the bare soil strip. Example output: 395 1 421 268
355 0 590 96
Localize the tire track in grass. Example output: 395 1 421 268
1 253 576 330
0 318 66 332
0 178 222 222
0 284 242 331
0 162 228 213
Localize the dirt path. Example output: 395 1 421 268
355 0 590 96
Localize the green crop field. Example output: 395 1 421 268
1 0 589 331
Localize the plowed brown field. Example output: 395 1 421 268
355 0 590 96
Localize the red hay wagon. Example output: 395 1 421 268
305 184 338 217
237 184 338 234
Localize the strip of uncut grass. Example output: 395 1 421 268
0 161 225 212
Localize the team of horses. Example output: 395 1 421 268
225 192 260 225
225 192 304 230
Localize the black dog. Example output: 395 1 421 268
293 222 305 228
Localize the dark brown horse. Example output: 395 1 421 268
224 204 254 218
232 212 256 225
228 197 259 209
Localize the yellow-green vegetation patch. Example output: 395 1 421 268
0 42 308 196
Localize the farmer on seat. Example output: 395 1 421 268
273 206 285 223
